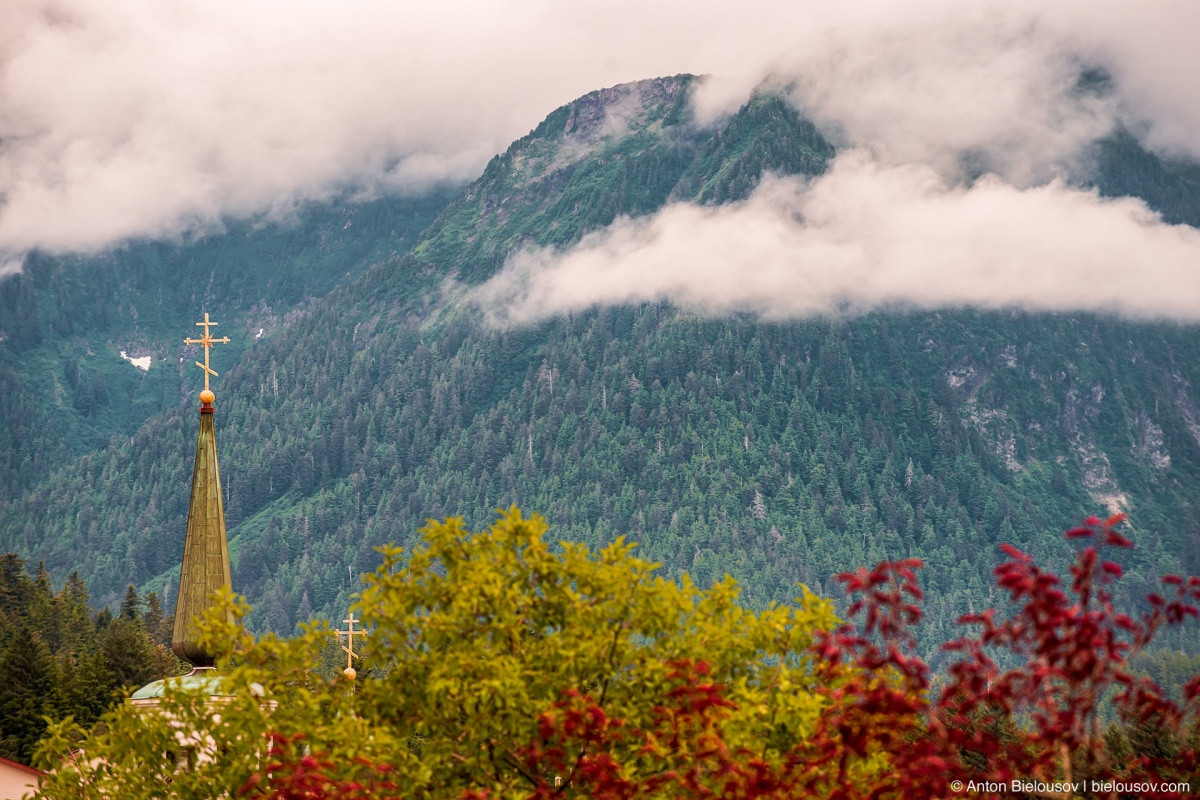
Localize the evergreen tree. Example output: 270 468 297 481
0 553 29 616
56 572 94 654
118 584 143 621
100 618 158 691
142 590 171 648
0 624 56 764
0 556 179 755
93 607 112 631
67 648 118 728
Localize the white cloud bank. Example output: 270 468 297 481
472 151 1200 324
1 0 1199 270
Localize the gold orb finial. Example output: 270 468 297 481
199 389 215 405
343 666 357 681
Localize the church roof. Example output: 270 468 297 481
129 668 226 701
0 754 43 777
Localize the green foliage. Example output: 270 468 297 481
33 511 1200 798
12 300 1198 662
673 93 835 203
1131 649 1200 703
0 624 55 763
358 509 835 781
35 508 840 798
100 617 174 692
0 554 180 766
1092 128 1200 227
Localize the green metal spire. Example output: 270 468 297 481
172 401 233 667
172 315 234 668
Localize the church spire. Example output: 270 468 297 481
172 314 233 668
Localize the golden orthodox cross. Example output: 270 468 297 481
337 612 367 678
183 312 230 391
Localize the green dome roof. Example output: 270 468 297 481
130 668 225 700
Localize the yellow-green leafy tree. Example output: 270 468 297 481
35 508 847 798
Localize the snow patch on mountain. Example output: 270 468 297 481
119 350 151 371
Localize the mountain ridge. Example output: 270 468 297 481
1 77 1198 658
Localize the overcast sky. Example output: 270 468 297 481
3 0 1199 318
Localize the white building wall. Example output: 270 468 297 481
0 760 41 799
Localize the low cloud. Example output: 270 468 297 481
0 1 1198 268
691 1 1200 184
472 151 1200 324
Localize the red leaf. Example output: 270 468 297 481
1105 530 1133 548
998 544 1029 560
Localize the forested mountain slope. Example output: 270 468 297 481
2 76 1198 659
0 191 453 497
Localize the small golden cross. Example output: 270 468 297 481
337 612 367 678
183 312 231 391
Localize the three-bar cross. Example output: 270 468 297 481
337 612 367 679
183 312 230 391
